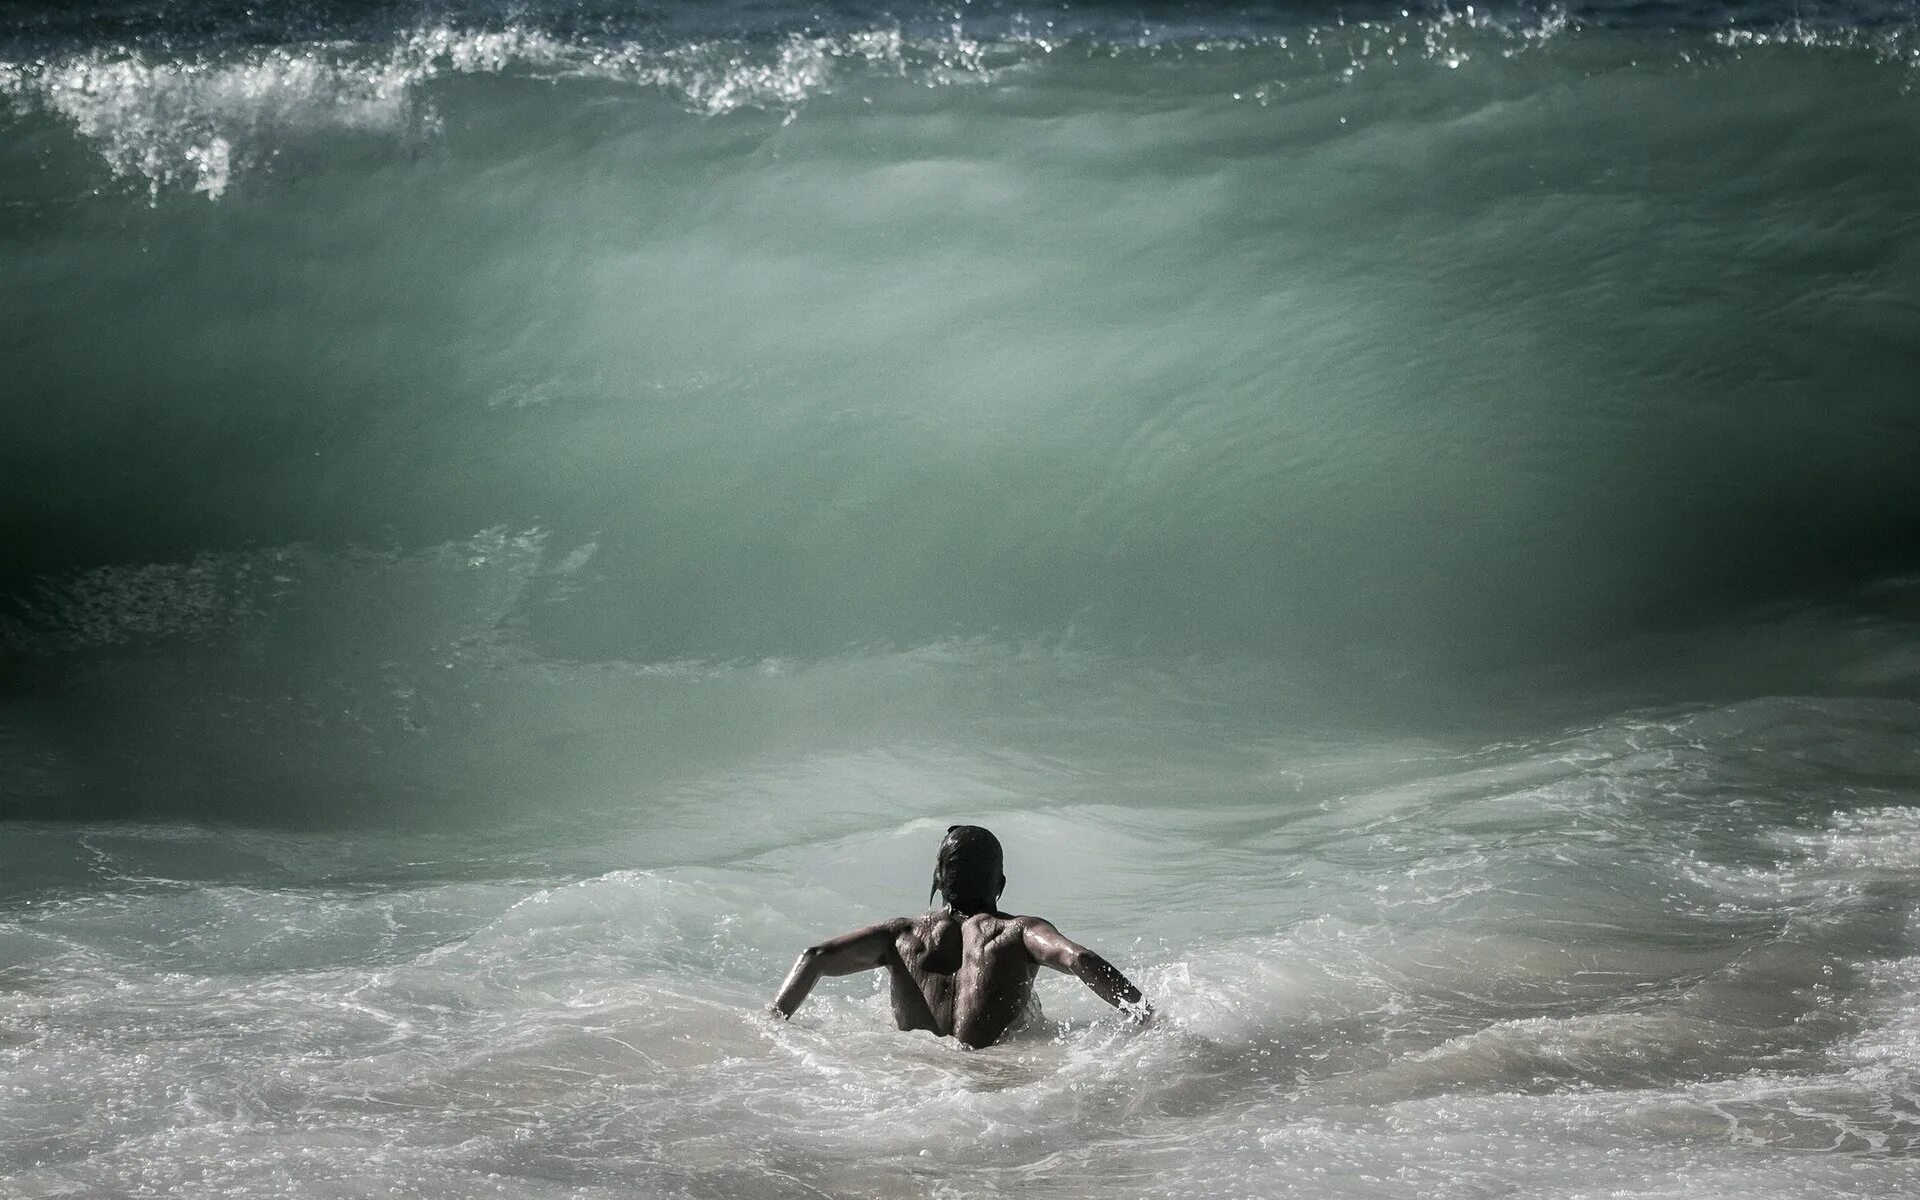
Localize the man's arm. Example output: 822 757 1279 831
1021 918 1152 1020
768 918 909 1019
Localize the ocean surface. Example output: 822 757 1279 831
5 1 1920 1195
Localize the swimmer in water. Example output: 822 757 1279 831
767 825 1151 1048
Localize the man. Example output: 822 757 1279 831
767 825 1151 1048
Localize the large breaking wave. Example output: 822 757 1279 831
5 1 1920 821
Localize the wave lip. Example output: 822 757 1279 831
0 3 1624 200
0 20 1005 197
6 4 1916 200
0 27 568 197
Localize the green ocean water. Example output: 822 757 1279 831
4 3 1920 1196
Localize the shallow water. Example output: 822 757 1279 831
6 1 1920 1196
8 696 1920 1196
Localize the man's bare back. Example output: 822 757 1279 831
768 827 1150 1048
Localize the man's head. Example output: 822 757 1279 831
930 824 1005 912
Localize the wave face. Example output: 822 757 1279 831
6 1 1920 818
5 2 1920 659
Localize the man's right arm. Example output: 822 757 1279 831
1021 918 1152 1020
768 918 910 1019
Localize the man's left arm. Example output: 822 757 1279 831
1022 918 1152 1021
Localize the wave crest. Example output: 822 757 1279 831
0 23 1004 198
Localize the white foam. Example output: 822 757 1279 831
2 45 423 197
0 24 993 199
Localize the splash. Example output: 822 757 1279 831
0 23 998 198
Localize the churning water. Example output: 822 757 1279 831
5 1 1920 1195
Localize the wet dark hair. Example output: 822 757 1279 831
930 824 1004 912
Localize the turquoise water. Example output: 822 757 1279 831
4 3 1920 1195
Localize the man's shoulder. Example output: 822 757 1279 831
1003 913 1058 930
987 913 1061 940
